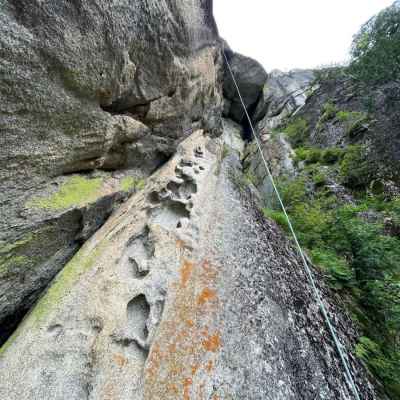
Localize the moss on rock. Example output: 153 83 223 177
28 176 104 211
120 176 145 192
30 243 104 326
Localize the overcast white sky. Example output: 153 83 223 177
214 0 394 71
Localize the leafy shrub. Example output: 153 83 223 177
339 145 371 188
296 147 344 166
349 2 400 84
313 171 328 187
310 248 353 288
295 147 322 164
262 165 400 396
356 337 400 398
262 208 289 232
321 147 344 164
320 101 338 122
283 118 309 147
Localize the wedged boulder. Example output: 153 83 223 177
0 128 379 400
223 52 268 123
0 0 223 338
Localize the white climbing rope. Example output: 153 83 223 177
222 50 362 400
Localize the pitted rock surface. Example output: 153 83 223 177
0 127 379 400
0 0 223 337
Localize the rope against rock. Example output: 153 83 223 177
222 49 361 400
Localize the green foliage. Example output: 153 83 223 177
336 110 364 122
262 161 400 395
262 208 289 232
356 337 400 397
283 118 309 147
295 147 344 165
310 248 353 288
120 176 145 192
28 176 103 211
336 111 370 138
313 65 349 83
245 170 258 186
349 3 400 84
295 147 322 164
313 171 328 187
339 145 371 189
320 101 338 122
321 147 344 164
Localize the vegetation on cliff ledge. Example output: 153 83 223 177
265 114 400 397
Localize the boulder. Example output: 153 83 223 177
223 52 268 123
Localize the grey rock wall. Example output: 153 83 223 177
0 0 222 341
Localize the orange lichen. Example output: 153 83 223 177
180 259 194 288
167 383 179 395
191 364 200 375
200 260 218 283
113 354 128 367
176 239 188 250
168 343 177 354
183 377 193 400
197 287 217 306
143 258 223 399
202 332 221 353
186 319 194 327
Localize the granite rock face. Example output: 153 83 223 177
0 127 379 400
255 69 316 129
0 0 222 342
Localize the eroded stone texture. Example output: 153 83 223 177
0 0 222 336
0 128 379 400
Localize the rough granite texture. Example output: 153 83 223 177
255 69 316 130
0 0 222 338
0 126 379 399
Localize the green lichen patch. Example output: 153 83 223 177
0 256 30 277
0 233 37 277
30 243 103 326
120 176 145 192
28 176 104 211
0 245 98 356
0 234 34 255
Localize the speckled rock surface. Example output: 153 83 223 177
0 126 379 399
0 0 222 338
